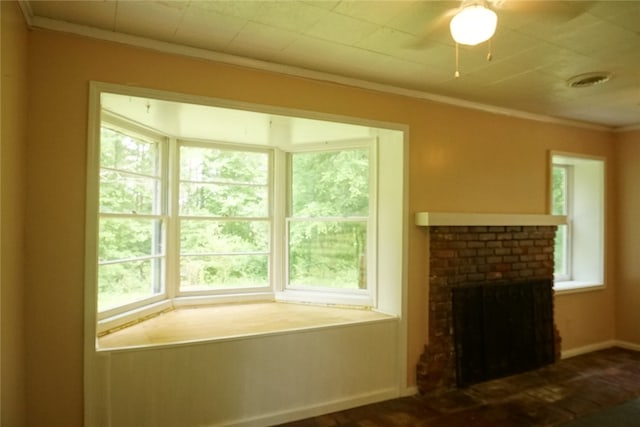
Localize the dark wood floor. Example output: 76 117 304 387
280 347 640 427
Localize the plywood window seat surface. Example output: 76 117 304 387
97 302 396 351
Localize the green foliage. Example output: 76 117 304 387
291 149 369 217
98 259 161 311
180 182 267 217
180 255 268 290
179 220 270 289
179 146 269 217
99 218 161 261
180 145 267 184
101 127 158 176
289 221 367 289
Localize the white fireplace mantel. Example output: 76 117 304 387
415 212 567 227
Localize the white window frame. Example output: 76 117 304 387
97 115 169 321
550 152 605 292
172 139 274 298
552 164 573 282
278 140 378 308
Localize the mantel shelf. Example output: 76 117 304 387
415 212 567 227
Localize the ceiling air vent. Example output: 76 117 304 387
567 72 612 88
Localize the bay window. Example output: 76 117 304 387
96 109 378 329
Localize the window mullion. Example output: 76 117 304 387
565 165 575 280
367 139 379 304
166 137 180 300
272 148 286 292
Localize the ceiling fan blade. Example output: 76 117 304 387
492 0 592 22
408 7 459 49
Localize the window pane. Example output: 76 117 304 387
100 171 160 214
554 224 568 276
180 220 269 254
98 125 164 314
178 145 271 293
291 149 369 217
179 182 268 217
180 255 268 290
98 258 163 312
552 166 566 215
552 165 569 277
99 218 163 261
180 146 268 184
101 127 159 176
289 221 367 289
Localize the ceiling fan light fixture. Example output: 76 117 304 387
450 5 498 46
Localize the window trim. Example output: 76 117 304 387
85 84 407 361
550 151 605 292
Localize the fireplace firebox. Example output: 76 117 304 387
452 279 555 387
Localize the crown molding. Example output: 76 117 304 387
17 0 33 26
615 123 640 133
26 15 615 133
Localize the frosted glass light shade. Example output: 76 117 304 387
449 5 497 46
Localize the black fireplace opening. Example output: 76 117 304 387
452 279 556 388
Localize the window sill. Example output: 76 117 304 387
276 288 373 307
554 281 605 295
96 289 374 335
96 302 397 352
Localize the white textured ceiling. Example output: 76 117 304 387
21 1 640 129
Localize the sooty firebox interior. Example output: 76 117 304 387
452 279 556 387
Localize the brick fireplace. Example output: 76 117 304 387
416 214 563 394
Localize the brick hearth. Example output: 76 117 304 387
417 225 562 394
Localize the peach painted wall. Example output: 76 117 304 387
0 2 28 427
25 29 618 425
615 129 640 345
1 1 28 426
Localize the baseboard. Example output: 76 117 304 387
613 340 640 352
401 385 419 397
561 340 616 359
561 339 640 359
224 387 401 427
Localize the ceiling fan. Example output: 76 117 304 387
423 0 590 77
